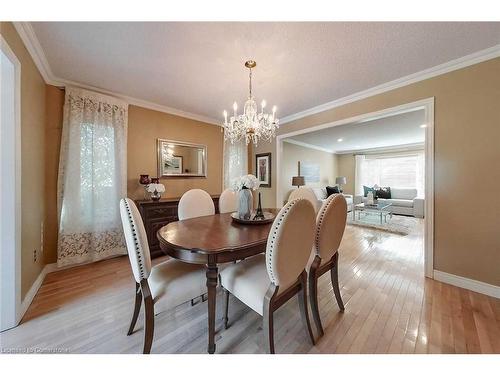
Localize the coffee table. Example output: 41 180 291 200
353 202 393 224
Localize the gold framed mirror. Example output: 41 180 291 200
157 139 207 178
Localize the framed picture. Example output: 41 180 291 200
163 155 183 174
301 161 320 183
255 152 271 188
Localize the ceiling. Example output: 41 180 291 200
287 109 425 153
30 22 500 123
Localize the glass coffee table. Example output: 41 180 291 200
353 202 393 224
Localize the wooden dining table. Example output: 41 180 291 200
156 209 279 354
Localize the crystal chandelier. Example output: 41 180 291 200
222 60 279 145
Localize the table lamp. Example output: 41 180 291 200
292 161 306 188
335 176 347 193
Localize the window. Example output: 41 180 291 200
356 151 425 196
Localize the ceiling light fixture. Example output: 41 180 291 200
337 138 343 142
420 124 428 128
222 60 279 145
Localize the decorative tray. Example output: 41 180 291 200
231 211 275 225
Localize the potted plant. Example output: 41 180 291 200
146 182 166 201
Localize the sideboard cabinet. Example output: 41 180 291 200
135 196 219 258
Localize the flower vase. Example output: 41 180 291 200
150 190 162 201
238 188 253 220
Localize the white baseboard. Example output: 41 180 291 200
19 265 49 320
433 270 500 299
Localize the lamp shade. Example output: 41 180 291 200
335 176 347 185
292 176 305 187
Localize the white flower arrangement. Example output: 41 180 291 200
146 183 166 193
231 174 260 192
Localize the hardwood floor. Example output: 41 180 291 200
1 218 499 354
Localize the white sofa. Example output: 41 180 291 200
311 187 353 212
354 188 424 218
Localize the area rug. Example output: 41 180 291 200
347 213 420 235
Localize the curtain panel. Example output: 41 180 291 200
223 140 248 189
57 87 128 267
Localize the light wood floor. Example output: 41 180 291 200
1 219 499 354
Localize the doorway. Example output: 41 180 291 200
1 36 22 331
276 98 434 278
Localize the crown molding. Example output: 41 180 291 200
337 142 425 155
58 77 220 125
283 138 335 154
12 22 220 126
281 44 500 125
13 22 58 85
14 21 499 128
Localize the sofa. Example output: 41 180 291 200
311 187 353 212
354 187 424 218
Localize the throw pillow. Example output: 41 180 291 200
375 186 391 199
363 185 375 197
326 185 340 197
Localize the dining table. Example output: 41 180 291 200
157 209 279 354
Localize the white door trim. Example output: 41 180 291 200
0 35 22 331
276 98 435 278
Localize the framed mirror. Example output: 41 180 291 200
157 139 207 178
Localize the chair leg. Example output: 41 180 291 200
331 253 345 312
298 271 315 345
140 280 155 354
222 289 230 329
263 307 275 354
308 258 324 337
263 284 278 354
127 282 142 336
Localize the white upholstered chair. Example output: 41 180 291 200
288 187 320 213
308 194 347 337
119 198 207 354
220 198 317 353
178 189 215 220
219 188 238 214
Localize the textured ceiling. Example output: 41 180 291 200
31 22 500 122
288 110 425 153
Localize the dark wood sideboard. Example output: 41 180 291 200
135 196 220 258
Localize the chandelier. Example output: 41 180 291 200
222 60 279 145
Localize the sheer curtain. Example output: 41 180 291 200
354 151 425 196
223 140 248 189
57 87 128 266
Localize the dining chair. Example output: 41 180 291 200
308 193 347 337
218 188 238 213
289 187 320 213
119 198 207 354
178 188 215 220
219 198 317 353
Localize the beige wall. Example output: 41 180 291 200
337 154 356 196
251 58 500 286
281 142 338 205
44 85 64 264
1 22 47 299
127 105 223 200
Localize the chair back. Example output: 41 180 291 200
119 198 152 283
314 194 347 261
219 188 238 213
178 189 215 220
288 187 319 213
265 198 316 290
